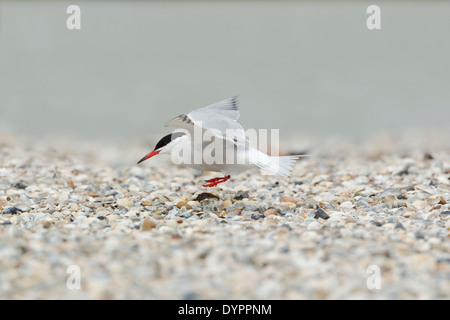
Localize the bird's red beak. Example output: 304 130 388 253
137 150 161 164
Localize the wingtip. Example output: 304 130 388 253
231 95 239 107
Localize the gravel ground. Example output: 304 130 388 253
0 130 449 299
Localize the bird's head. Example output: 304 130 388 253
137 132 186 164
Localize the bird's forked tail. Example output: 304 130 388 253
250 149 307 177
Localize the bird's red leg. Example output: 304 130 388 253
204 175 230 183
203 175 231 187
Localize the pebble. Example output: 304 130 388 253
356 200 370 207
2 206 23 215
251 214 264 220
439 211 450 217
381 188 402 198
222 200 232 207
176 201 192 210
195 192 219 202
339 201 354 209
280 195 298 204
314 208 330 220
13 182 27 189
142 217 157 230
179 210 193 219
117 198 135 207
264 208 279 217
307 220 321 230
234 190 249 200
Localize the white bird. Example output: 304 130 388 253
137 96 303 187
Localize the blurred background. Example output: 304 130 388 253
0 0 449 143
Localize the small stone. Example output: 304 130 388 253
314 208 330 220
356 200 369 207
222 200 232 207
243 204 260 212
314 192 336 202
16 204 30 212
176 201 192 210
34 213 53 225
201 199 223 213
13 182 27 189
381 188 402 198
426 196 441 206
234 191 249 200
423 153 433 160
415 230 425 240
251 214 264 220
225 206 240 217
397 164 411 176
117 198 134 207
281 195 298 204
439 211 450 217
264 208 279 217
218 211 227 218
410 200 429 211
2 206 23 215
187 201 200 208
124 210 138 218
38 220 53 228
340 201 353 209
382 194 397 206
152 208 166 215
142 218 157 231
0 220 11 226
394 222 406 230
307 221 321 230
179 210 193 218
195 192 219 202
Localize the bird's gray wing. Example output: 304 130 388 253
165 96 246 145
191 95 240 121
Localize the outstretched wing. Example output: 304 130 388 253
191 95 240 121
165 96 246 144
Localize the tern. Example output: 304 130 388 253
137 96 302 187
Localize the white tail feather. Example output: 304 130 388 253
249 149 304 177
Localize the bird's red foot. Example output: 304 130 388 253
203 175 231 187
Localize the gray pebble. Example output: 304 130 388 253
394 223 406 230
234 191 249 200
13 182 27 189
2 206 23 215
381 188 402 198
314 208 330 220
179 210 193 218
251 214 264 220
